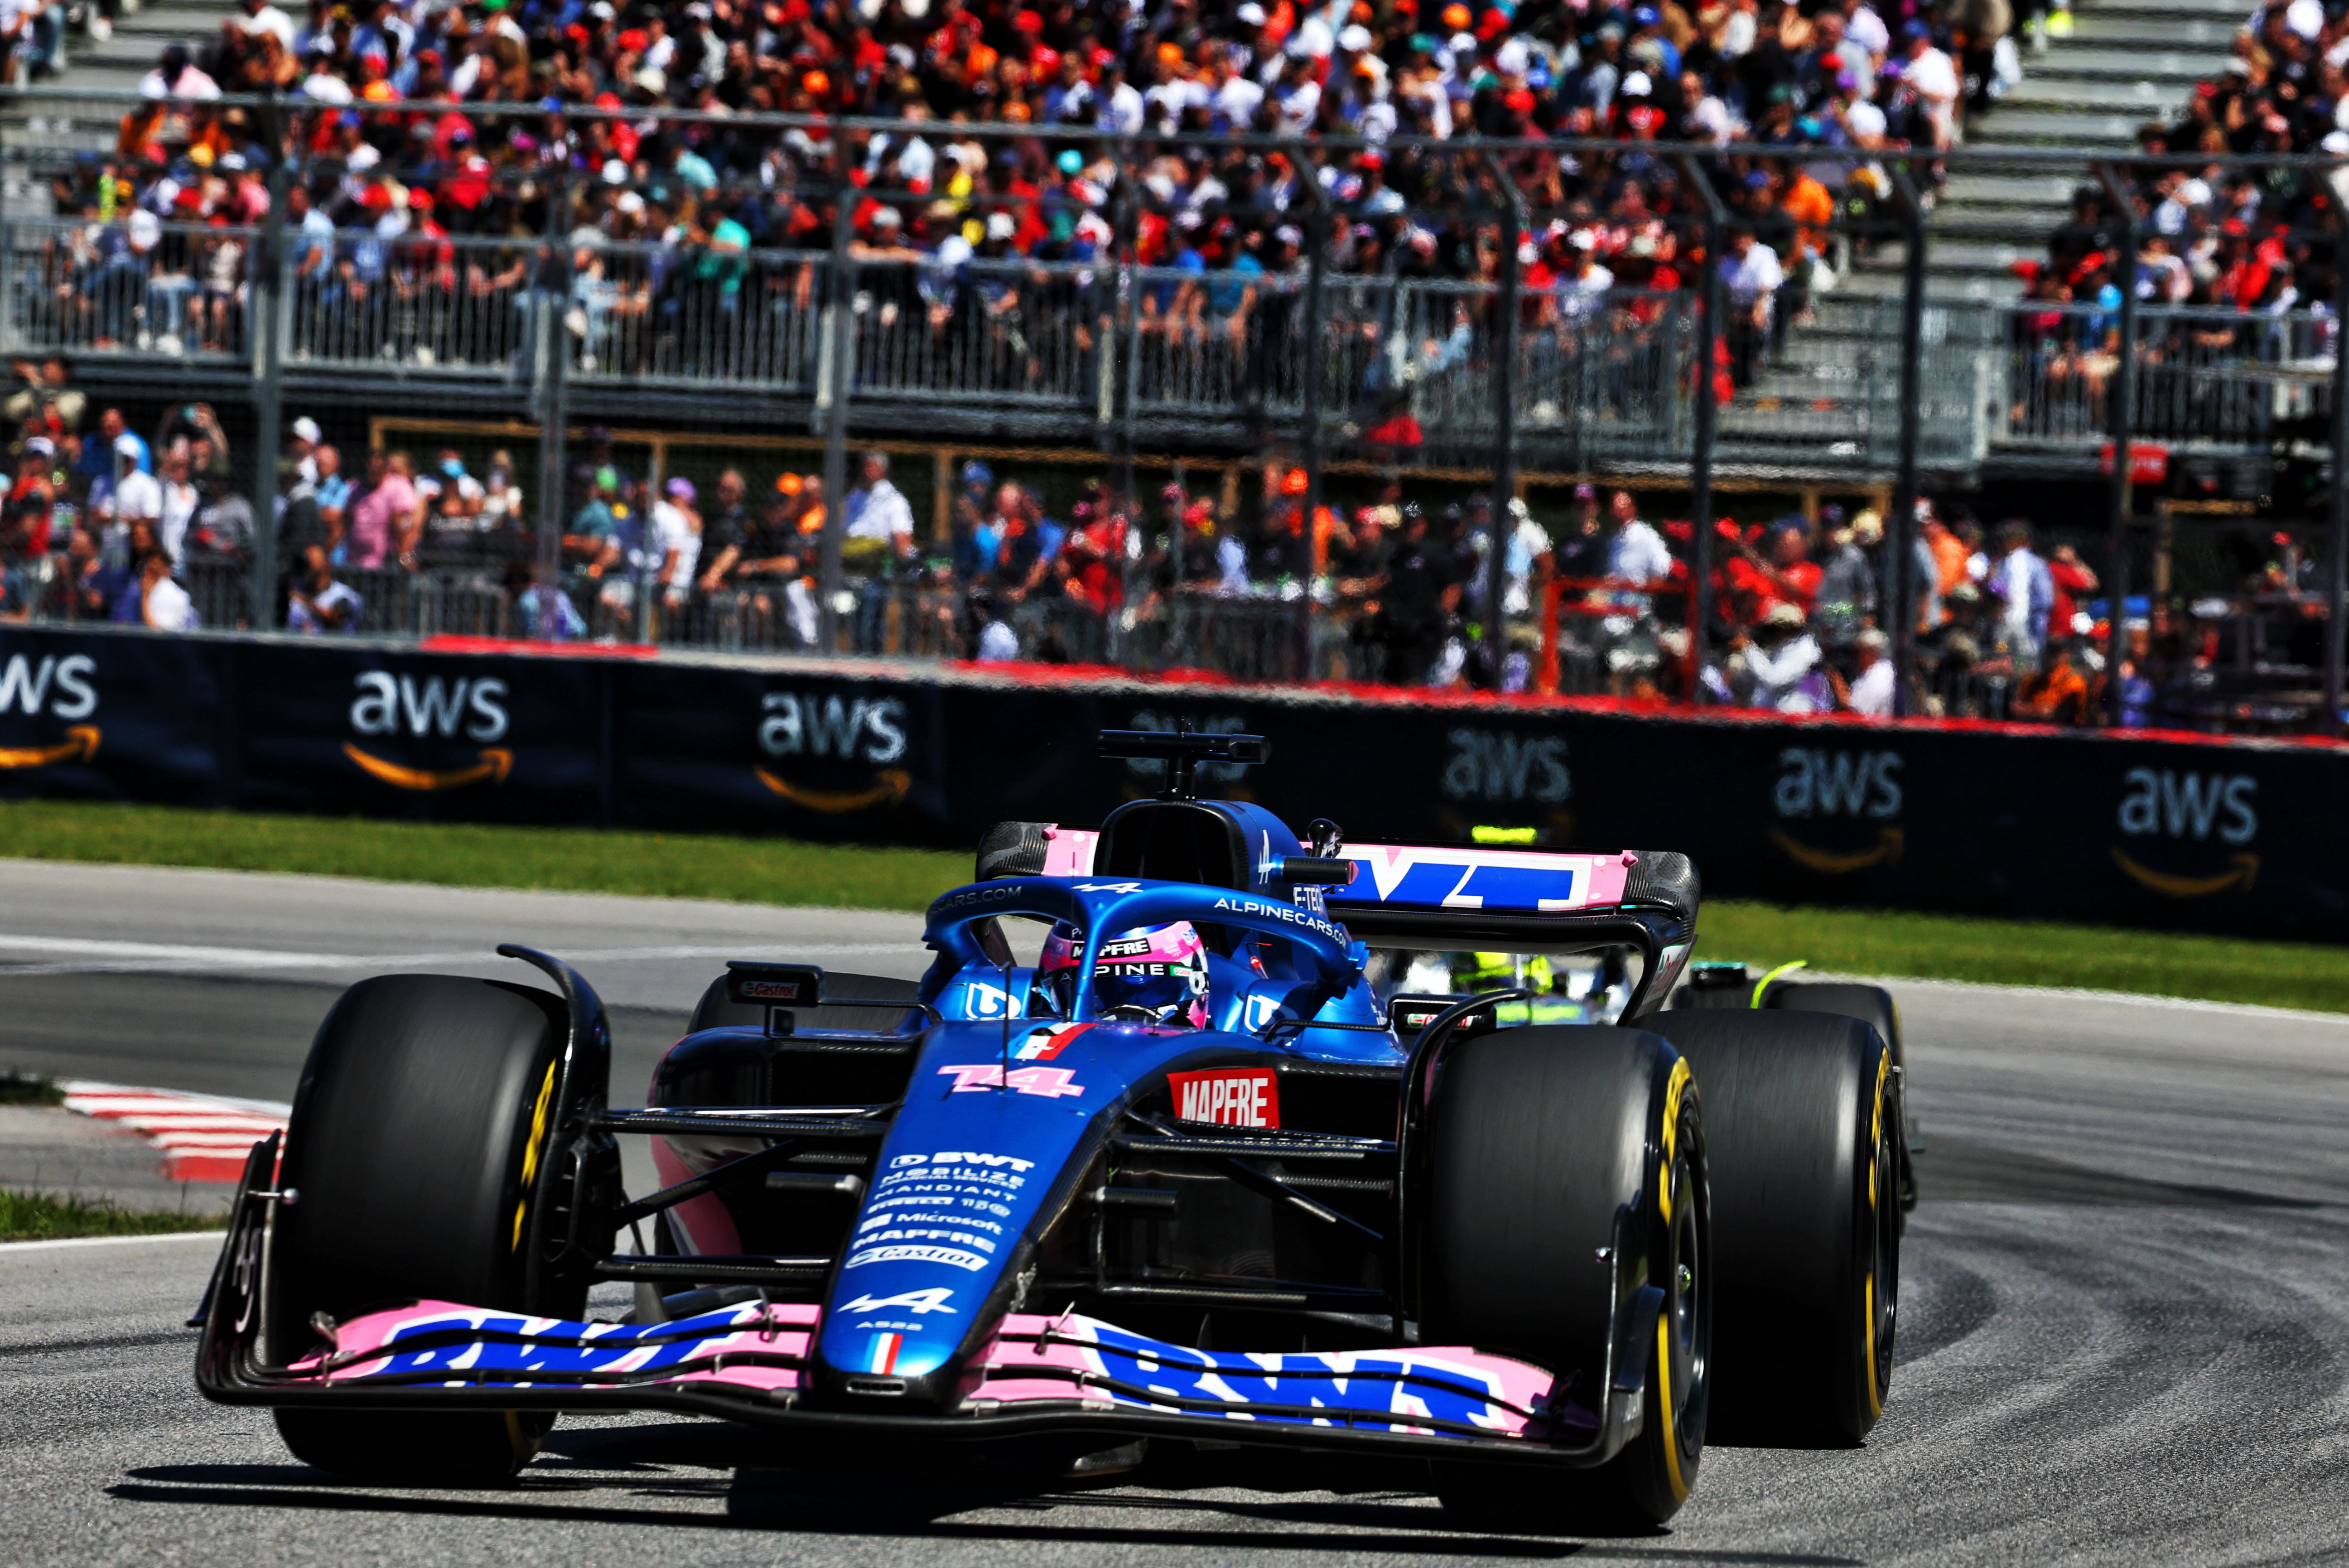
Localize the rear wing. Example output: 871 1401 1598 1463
1324 843 1697 949
1033 823 1695 957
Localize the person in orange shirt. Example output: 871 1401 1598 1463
1779 168 1836 330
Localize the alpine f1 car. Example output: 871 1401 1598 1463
195 728 1907 1529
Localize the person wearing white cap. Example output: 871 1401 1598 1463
100 433 164 568
290 415 322 484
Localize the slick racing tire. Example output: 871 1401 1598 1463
686 970 922 1035
269 975 579 1486
1767 981 1915 1213
1423 1026 1708 1533
1641 1010 1898 1446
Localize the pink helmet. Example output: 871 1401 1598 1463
1038 920 1210 1028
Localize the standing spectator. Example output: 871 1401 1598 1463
650 476 702 618
312 445 350 557
1813 512 1879 662
1741 601 1828 711
1604 490 1674 583
565 465 621 571
97 433 162 554
693 468 754 593
286 544 361 632
1899 21 1963 151
347 449 420 570
156 442 199 565
1830 627 1897 716
1722 228 1783 387
2047 543 2098 642
1988 519 2055 671
191 471 255 563
1375 505 1459 686
137 548 197 630
843 449 916 570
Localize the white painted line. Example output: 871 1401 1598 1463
0 936 910 977
0 1229 225 1254
1806 972 2349 1026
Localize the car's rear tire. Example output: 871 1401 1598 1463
685 970 921 1034
1765 982 1915 1213
269 974 585 1486
1640 1010 1898 1446
1423 1026 1708 1533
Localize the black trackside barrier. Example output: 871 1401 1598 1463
3 622 2346 942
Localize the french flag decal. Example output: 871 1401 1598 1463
868 1333 903 1374
1014 1021 1096 1061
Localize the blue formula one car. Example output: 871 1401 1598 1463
196 729 1906 1531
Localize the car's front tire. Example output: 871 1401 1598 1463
1644 1009 1899 1445
268 974 590 1485
1421 1025 1708 1533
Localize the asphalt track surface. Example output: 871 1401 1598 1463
5 860 2349 1566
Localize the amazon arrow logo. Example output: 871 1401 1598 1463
2112 848 2259 898
0 724 99 770
1770 825 1904 874
344 744 513 791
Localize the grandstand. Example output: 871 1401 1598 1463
0 0 2338 733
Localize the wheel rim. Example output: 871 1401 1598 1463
1665 1153 1706 1452
1867 1088 1900 1414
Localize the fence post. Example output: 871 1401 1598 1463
817 182 853 652
1297 160 1328 680
1682 155 1728 696
2329 207 2349 734
1485 158 1527 679
533 168 572 608
246 98 287 631
2097 162 2140 723
1887 163 1928 717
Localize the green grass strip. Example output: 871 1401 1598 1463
0 1188 228 1243
0 799 967 912
0 798 2340 1013
1695 901 2349 1015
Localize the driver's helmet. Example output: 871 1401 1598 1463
1037 919 1211 1027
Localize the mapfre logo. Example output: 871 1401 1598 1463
350 671 510 742
0 653 97 719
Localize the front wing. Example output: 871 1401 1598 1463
196 1176 1630 1466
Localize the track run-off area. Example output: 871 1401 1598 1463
3 859 2346 1567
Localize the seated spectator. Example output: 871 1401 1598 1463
286 544 362 632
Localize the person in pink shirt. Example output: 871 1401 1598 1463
347 450 420 570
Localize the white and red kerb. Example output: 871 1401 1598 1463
58 1080 289 1184
1167 1068 1280 1129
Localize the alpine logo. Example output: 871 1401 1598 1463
1014 1022 1096 1061
1169 1068 1281 1129
838 1287 958 1316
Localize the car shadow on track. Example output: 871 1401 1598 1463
113 1432 1862 1565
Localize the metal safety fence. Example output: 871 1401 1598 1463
3 88 2348 731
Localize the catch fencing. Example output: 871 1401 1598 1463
3 89 2347 731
